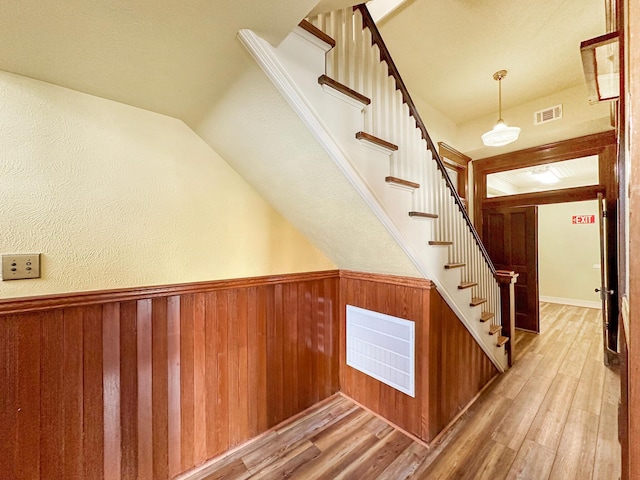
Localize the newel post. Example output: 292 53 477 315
495 270 518 366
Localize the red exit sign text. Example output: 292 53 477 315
572 215 595 224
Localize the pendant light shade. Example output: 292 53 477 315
482 70 520 147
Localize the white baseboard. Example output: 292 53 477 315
539 296 601 309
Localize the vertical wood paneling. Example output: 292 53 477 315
317 281 327 401
420 288 431 440
234 288 249 444
203 292 217 457
136 299 153 480
179 294 195 471
151 298 169 480
103 303 121 480
119 301 138 480
0 270 497 476
167 296 181 478
254 286 270 433
227 290 242 446
297 282 309 412
83 306 104 480
310 281 320 404
0 271 340 479
213 291 229 454
246 286 264 437
40 310 64 480
0 316 17 480
329 278 340 394
340 273 499 443
284 283 299 420
192 293 207 463
270 284 285 426
63 308 84 480
427 290 498 440
16 314 41 480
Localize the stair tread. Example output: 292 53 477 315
444 262 465 269
470 297 487 307
409 211 438 219
480 312 495 322
429 241 453 246
318 75 371 106
385 176 420 189
355 131 398 151
458 281 478 289
489 324 501 335
497 335 509 347
298 20 336 48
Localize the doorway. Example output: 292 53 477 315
473 131 618 350
538 200 602 312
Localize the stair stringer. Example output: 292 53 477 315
238 28 508 372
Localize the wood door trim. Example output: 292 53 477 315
474 131 616 173
439 142 471 200
473 131 618 233
482 185 605 208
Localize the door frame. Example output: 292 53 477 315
473 131 618 349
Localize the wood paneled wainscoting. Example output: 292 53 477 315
0 270 499 479
340 271 499 443
0 271 340 480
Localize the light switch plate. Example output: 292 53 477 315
2 254 41 280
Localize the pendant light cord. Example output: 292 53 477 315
498 77 503 122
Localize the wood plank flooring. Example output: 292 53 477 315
180 303 620 480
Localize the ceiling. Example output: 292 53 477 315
377 0 607 125
0 0 321 125
0 0 609 151
486 155 600 196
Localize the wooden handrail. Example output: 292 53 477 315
355 4 496 275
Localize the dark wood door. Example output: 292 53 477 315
483 206 539 332
597 193 618 365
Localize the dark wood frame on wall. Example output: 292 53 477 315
439 142 471 207
473 131 617 226
472 130 619 351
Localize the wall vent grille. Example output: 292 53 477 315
346 305 415 397
534 104 563 125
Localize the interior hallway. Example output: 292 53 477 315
181 303 621 480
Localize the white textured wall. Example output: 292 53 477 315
194 58 422 279
0 72 335 298
538 201 601 304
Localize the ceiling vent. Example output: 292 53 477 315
534 104 563 125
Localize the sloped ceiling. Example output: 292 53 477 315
0 0 320 124
0 0 613 157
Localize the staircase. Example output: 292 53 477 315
239 5 509 371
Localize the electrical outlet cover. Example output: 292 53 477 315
2 253 41 280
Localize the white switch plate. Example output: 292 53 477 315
2 254 41 280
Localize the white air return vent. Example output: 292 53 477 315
346 305 415 397
534 104 563 125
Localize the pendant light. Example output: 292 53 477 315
481 70 521 147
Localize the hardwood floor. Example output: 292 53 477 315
179 303 621 480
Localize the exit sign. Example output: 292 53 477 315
572 215 596 224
